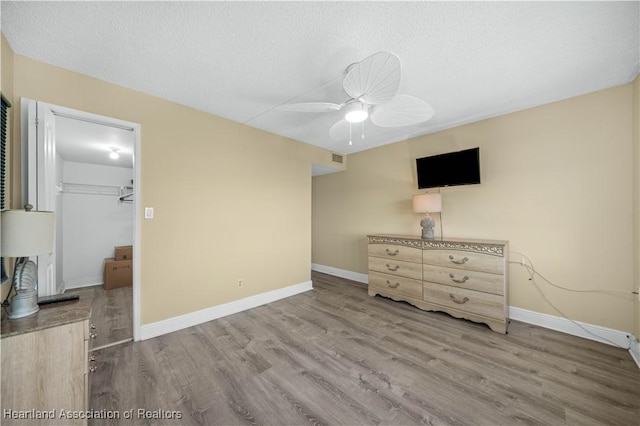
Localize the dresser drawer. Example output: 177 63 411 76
369 256 422 280
423 265 503 295
369 271 423 300
423 282 504 320
368 244 422 263
423 249 504 274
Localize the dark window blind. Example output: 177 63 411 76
1 93 11 282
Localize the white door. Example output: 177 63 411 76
26 100 58 296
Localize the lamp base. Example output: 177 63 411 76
7 259 40 319
421 228 435 239
420 214 436 239
7 289 39 319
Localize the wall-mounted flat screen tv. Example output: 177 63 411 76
416 147 481 189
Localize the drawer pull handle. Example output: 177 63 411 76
386 263 400 271
89 356 95 362
386 280 400 289
90 323 96 330
449 255 469 265
449 293 469 304
449 273 469 284
385 248 399 256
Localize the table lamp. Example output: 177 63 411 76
1 205 55 318
412 193 442 239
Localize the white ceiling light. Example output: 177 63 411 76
109 147 120 159
344 103 368 123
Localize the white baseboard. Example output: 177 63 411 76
311 263 368 284
140 280 313 341
630 336 640 368
64 275 103 289
509 306 631 349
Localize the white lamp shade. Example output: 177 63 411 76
412 193 442 213
1 209 55 257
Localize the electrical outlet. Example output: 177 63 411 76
237 279 242 287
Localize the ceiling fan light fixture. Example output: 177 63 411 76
344 103 368 123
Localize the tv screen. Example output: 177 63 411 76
416 147 481 189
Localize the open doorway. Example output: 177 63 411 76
22 99 141 344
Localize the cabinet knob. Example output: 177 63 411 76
449 273 469 284
448 293 470 304
90 323 96 330
386 280 400 289
448 255 469 265
89 365 97 373
90 332 98 339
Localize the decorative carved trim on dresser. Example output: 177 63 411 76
368 234 509 333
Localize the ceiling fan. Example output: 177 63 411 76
277 52 435 145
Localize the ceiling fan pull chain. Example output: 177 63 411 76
349 122 353 146
361 121 365 140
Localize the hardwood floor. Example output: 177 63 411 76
89 272 639 425
90 284 133 349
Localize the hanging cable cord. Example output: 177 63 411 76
510 251 633 294
509 251 634 349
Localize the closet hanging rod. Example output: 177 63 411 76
61 182 124 196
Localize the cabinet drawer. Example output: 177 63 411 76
423 265 503 295
423 282 504 320
423 249 504 274
369 256 422 280
369 271 423 300
368 244 422 263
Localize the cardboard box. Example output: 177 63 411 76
104 258 132 290
114 245 133 261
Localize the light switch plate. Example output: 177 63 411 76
145 207 154 219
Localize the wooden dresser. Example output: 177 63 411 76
368 234 509 333
1 289 95 425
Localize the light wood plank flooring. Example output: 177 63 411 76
90 284 133 349
89 272 639 425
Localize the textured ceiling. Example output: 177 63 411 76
2 1 638 156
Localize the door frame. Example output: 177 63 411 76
21 98 142 341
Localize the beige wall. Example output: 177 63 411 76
1 34 15 208
6 45 335 325
1 34 16 302
633 75 640 338
313 84 635 332
1 34 15 107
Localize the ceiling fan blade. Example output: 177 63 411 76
329 119 350 141
343 52 401 105
276 102 342 113
370 94 435 127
